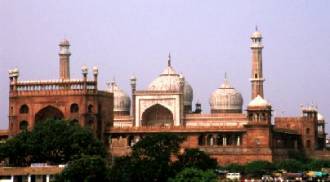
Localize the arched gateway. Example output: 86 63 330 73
141 104 173 126
35 106 64 122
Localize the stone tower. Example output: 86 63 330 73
250 28 265 99
59 39 71 80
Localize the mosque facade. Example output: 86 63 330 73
4 30 328 165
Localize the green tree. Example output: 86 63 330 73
110 133 184 182
55 155 110 182
275 159 305 172
173 148 218 171
0 119 107 166
0 131 32 166
244 160 275 177
169 168 217 182
306 159 330 171
109 156 134 182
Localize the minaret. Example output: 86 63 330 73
59 39 71 80
250 27 265 99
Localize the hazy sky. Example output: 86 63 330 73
1 1 330 131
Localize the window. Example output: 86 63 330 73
198 135 205 146
88 104 93 113
19 104 29 114
306 128 310 134
19 120 28 131
70 103 79 113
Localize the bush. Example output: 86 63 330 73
275 159 305 172
224 163 245 173
244 160 275 177
169 168 217 182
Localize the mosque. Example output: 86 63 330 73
4 29 328 164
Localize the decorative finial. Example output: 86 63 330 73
224 72 229 85
168 52 171 67
255 25 258 31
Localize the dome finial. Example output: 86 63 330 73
223 72 229 85
255 25 258 31
168 52 171 67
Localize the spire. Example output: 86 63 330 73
168 52 171 67
255 25 258 31
224 72 229 85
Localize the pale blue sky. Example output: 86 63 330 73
1 1 330 131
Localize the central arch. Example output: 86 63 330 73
35 106 64 122
141 104 173 127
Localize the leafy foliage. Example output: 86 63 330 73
169 168 217 182
55 155 110 182
110 133 184 182
244 160 275 177
224 163 245 173
306 159 330 171
173 148 218 171
275 159 305 172
0 131 32 166
0 119 106 166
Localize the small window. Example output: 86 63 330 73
198 135 205 146
19 104 29 114
19 120 28 131
306 128 310 134
88 104 93 113
70 103 79 113
255 74 258 78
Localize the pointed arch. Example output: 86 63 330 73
35 105 64 122
141 104 173 126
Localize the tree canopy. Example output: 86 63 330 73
173 148 218 171
0 119 106 166
55 155 110 182
110 133 185 182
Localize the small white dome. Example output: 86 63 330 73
108 81 131 112
318 113 325 121
148 65 193 106
251 31 262 39
209 79 243 113
248 95 270 107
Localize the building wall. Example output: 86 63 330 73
275 116 317 151
9 91 113 140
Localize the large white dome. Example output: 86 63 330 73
147 64 193 107
108 81 131 112
209 79 243 113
